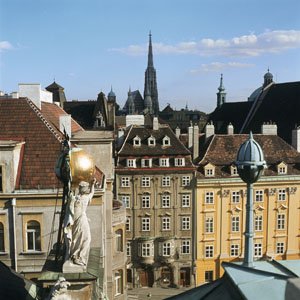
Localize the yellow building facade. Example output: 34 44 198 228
195 134 300 285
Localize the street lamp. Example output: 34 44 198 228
235 132 266 267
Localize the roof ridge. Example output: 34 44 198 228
25 98 63 143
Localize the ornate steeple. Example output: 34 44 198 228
127 87 135 115
144 32 159 115
263 68 274 87
217 74 226 108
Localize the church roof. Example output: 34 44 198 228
46 81 64 90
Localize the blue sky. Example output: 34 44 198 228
1 0 300 113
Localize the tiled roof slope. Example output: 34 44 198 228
0 98 103 190
241 82 300 143
42 102 83 134
119 125 191 157
197 134 300 178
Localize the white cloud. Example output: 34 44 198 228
0 41 13 52
110 30 300 57
191 62 254 73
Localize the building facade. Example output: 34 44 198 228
195 124 300 285
116 119 196 288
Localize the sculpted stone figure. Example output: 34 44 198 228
63 179 95 267
47 277 71 300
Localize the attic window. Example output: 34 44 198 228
148 136 156 147
127 159 136 168
175 158 185 167
204 163 215 177
231 165 238 176
142 158 152 168
277 162 287 175
159 158 169 167
133 136 141 147
162 136 171 147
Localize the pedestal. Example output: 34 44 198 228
63 260 86 273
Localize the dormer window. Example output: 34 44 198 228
127 159 136 168
159 158 169 167
133 136 141 147
148 136 156 147
277 162 287 175
141 158 152 168
175 158 185 167
162 136 171 147
204 163 215 177
231 165 238 176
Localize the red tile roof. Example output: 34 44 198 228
0 98 102 190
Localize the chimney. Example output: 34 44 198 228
292 126 300 152
188 123 193 148
261 122 277 135
193 124 199 160
59 115 72 138
153 116 159 131
175 126 181 138
205 122 215 139
227 123 234 135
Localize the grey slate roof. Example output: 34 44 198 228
167 260 300 300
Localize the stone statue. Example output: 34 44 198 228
47 277 71 300
63 179 95 267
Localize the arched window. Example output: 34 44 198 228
0 222 4 252
114 270 123 295
26 220 41 251
115 229 123 252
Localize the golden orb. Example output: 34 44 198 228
69 148 95 186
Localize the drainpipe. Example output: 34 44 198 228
11 198 17 272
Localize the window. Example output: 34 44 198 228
205 271 214 283
141 243 152 257
181 194 190 207
0 222 4 252
126 217 130 231
181 240 190 254
141 176 151 187
231 166 238 176
121 195 130 208
205 245 214 258
182 176 190 187
142 195 151 208
205 217 214 233
230 244 239 257
26 221 41 251
0 167 3 192
254 243 262 257
231 191 240 203
115 229 123 252
148 136 156 146
255 190 263 202
126 242 131 257
175 158 185 167
160 158 169 167
141 217 150 231
278 163 287 175
255 215 263 231
162 136 171 146
133 136 141 147
161 194 171 208
114 270 123 296
231 216 240 232
205 192 214 204
181 216 190 230
121 177 130 187
205 168 214 177
162 176 170 187
278 189 286 201
127 159 136 168
277 214 285 230
141 158 152 168
162 242 171 256
276 242 285 254
162 217 171 231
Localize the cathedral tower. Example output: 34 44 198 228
144 32 159 115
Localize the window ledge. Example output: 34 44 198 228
0 252 9 256
20 251 45 255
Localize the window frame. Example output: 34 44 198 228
121 177 130 188
161 194 171 208
181 216 191 230
175 158 185 167
254 243 262 257
26 220 41 252
231 191 240 203
182 176 190 187
255 190 264 202
141 176 151 187
277 213 285 230
162 176 171 187
181 239 191 254
205 217 214 233
205 245 214 258
230 244 239 257
181 194 191 207
162 216 171 231
205 191 214 204
278 189 286 201
231 216 240 232
141 217 150 231
254 215 263 231
141 194 151 208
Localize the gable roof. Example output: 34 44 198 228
0 98 102 190
197 134 300 178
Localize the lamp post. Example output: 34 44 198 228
235 132 266 267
